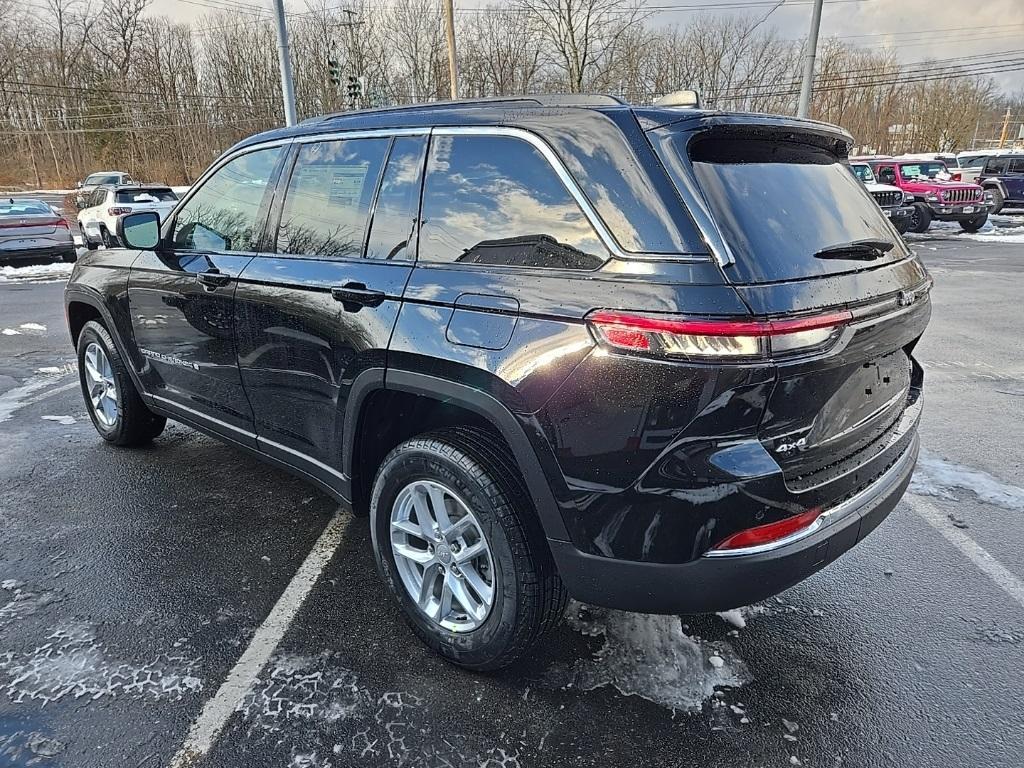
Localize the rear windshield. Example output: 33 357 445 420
86 174 121 185
115 188 177 203
0 200 51 215
658 132 909 284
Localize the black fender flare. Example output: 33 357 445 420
982 179 1007 195
64 285 149 400
343 368 570 542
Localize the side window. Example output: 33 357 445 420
1008 158 1024 174
173 146 282 252
986 157 1009 175
365 136 427 260
276 137 388 259
419 134 607 269
877 165 897 185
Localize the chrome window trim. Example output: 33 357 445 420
703 433 918 558
430 125 715 266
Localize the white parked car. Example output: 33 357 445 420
77 185 179 249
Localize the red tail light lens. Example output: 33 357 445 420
108 207 133 216
587 310 852 361
711 507 823 552
55 218 69 229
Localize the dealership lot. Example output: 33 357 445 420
2 218 1023 767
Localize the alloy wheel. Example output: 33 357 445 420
390 479 496 632
83 342 118 427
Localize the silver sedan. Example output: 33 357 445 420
0 198 77 264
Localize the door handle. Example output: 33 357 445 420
331 282 386 310
197 271 232 288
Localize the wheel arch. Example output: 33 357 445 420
344 368 570 542
65 287 148 399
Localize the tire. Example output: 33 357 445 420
370 427 567 671
986 187 1004 215
76 320 166 446
959 214 987 233
81 224 98 251
909 202 932 234
894 218 911 235
100 226 117 248
61 249 78 263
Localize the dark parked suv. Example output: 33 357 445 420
64 96 930 670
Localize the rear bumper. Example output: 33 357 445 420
550 433 918 614
0 244 76 263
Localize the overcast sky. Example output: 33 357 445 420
149 0 1024 93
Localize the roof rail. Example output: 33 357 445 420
310 93 626 123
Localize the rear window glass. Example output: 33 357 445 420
850 164 875 183
660 133 909 284
86 174 121 185
0 201 51 215
115 189 177 203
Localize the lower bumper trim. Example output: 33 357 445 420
549 434 919 614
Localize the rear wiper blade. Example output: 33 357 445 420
814 238 895 261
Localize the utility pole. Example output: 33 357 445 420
796 0 824 119
443 0 458 100
272 0 298 126
997 107 1012 148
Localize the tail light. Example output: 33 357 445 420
709 507 823 553
55 218 69 229
950 171 962 181
587 310 852 361
108 207 132 216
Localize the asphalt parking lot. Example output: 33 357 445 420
2 215 1023 768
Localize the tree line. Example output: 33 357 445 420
0 0 1018 187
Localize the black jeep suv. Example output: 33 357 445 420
64 96 930 670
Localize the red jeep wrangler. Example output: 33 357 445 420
868 158 988 233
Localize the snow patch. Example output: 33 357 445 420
0 623 203 705
1 328 20 336
716 609 748 629
560 602 749 712
41 414 76 425
0 262 74 283
0 375 61 422
18 323 46 331
910 450 1024 512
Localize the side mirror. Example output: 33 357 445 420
75 181 83 189
118 211 161 250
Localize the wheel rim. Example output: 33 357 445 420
910 209 920 229
390 479 496 632
83 342 118 427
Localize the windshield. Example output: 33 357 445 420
900 162 950 180
958 155 988 168
653 132 909 284
850 163 876 183
86 174 121 185
115 188 177 203
0 200 52 216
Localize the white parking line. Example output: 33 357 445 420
169 512 348 768
905 494 1024 610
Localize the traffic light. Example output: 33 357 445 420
327 56 341 87
346 74 363 104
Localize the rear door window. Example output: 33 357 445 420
656 133 909 284
365 136 427 260
276 138 388 259
1008 158 1024 174
419 134 607 269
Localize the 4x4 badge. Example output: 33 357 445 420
775 437 808 454
897 290 916 307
